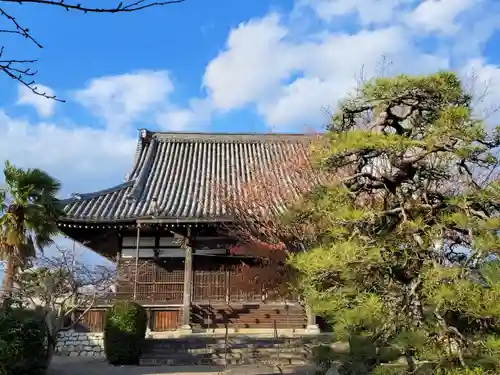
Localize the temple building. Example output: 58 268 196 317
57 129 320 334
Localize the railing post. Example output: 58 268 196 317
225 268 230 304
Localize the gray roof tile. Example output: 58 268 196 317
60 131 314 222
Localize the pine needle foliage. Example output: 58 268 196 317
285 72 500 374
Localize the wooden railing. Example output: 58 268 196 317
94 291 183 305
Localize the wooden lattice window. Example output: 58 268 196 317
154 282 183 302
193 269 227 302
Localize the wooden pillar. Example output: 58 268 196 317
133 224 141 300
114 249 121 299
146 308 153 332
115 233 122 294
181 227 193 332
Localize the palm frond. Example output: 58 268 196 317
19 168 61 200
0 188 6 207
19 235 36 262
24 205 61 250
1 160 63 261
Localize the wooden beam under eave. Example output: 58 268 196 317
57 225 120 260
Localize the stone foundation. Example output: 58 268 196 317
56 330 105 357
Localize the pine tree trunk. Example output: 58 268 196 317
1 256 15 308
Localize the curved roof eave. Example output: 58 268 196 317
58 215 234 224
57 180 136 205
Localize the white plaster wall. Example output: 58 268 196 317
120 247 227 258
55 330 105 357
121 248 185 258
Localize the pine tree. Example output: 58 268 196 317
282 72 500 374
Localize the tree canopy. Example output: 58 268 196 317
0 161 64 303
230 72 500 374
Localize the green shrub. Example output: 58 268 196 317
0 308 49 375
103 301 147 365
439 369 494 375
312 344 333 369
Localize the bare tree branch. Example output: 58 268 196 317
0 7 43 47
2 0 185 13
10 245 115 357
0 0 185 101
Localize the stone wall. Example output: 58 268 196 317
56 330 105 357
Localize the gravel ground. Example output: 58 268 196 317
47 356 318 375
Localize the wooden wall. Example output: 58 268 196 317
150 309 181 331
74 308 182 332
116 258 185 303
75 309 106 332
74 304 306 332
116 256 286 304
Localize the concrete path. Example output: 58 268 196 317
48 356 318 375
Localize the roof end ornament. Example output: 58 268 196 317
138 128 153 143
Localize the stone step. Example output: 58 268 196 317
141 347 311 366
143 343 313 349
143 348 310 357
143 336 324 342
143 349 308 356
143 339 319 350
139 335 331 366
140 356 308 366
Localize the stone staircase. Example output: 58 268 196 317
140 335 331 366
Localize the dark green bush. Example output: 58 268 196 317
312 344 336 371
0 308 49 375
103 301 147 365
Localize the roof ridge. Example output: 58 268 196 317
151 131 315 136
150 132 319 143
127 137 158 201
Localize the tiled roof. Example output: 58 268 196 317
60 130 314 222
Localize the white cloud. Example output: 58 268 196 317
201 0 500 130
74 70 174 128
156 98 213 132
74 70 213 132
0 111 138 267
0 111 136 196
204 14 303 111
460 58 500 125
204 15 449 129
16 84 57 118
300 0 412 26
405 0 477 34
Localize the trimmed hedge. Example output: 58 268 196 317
0 308 49 375
103 301 147 365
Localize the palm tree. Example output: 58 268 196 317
0 161 64 306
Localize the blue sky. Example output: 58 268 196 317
1 0 500 267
